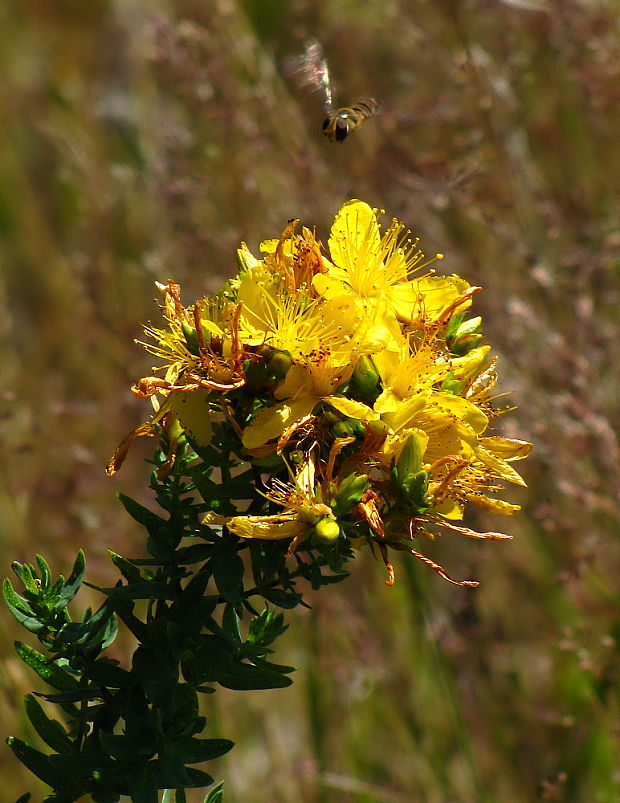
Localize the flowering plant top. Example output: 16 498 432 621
110 199 531 587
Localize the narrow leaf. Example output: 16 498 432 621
11 562 39 593
3 580 44 633
176 737 234 763
203 782 225 803
6 738 82 797
24 695 73 754
35 555 52 589
14 643 79 691
118 494 166 535
218 662 293 691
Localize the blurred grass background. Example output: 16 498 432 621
1 0 620 800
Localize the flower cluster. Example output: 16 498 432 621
110 200 531 586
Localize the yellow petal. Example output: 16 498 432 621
451 346 492 381
393 275 471 322
170 390 212 446
476 446 527 486
376 389 430 423
479 436 533 461
312 272 348 300
242 397 315 449
325 396 379 421
431 392 489 435
227 515 307 541
432 499 465 520
466 494 521 515
328 199 381 271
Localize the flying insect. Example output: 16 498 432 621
294 40 378 143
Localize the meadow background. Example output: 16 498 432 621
1 1 620 800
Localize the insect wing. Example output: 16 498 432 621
293 39 334 112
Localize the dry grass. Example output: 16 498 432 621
1 0 620 800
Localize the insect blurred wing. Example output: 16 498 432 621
292 38 334 112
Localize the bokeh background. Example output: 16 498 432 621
1 1 620 801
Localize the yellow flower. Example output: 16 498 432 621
313 199 471 332
242 348 357 450
203 457 333 552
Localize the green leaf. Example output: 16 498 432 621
55 550 85 610
221 605 241 643
203 782 224 803
183 768 215 789
163 684 200 738
128 765 158 803
250 656 296 675
15 793 32 803
218 662 293 691
175 737 234 763
118 493 167 535
37 688 100 704
174 543 215 564
35 555 52 589
181 636 234 684
248 608 288 647
47 751 117 783
211 544 244 605
6 737 82 798
92 581 175 602
15 643 79 691
11 562 39 594
220 470 255 498
133 643 178 705
3 579 44 633
99 731 156 762
83 659 134 689
24 695 73 754
169 570 213 624
108 551 142 583
55 601 117 648
157 742 192 789
175 789 187 803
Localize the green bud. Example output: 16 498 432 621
181 322 200 356
251 452 286 471
167 415 185 442
396 433 424 479
449 316 483 355
367 419 390 438
268 350 293 379
451 332 483 356
323 411 340 426
314 517 341 543
454 315 482 338
352 355 381 399
236 243 261 273
441 372 466 395
332 421 354 438
352 421 366 438
402 470 430 510
332 473 369 515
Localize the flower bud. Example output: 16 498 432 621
268 350 293 379
333 473 369 514
314 517 341 543
448 316 483 356
396 433 424 479
332 421 354 438
352 355 381 400
181 322 200 356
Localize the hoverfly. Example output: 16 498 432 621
293 39 378 143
